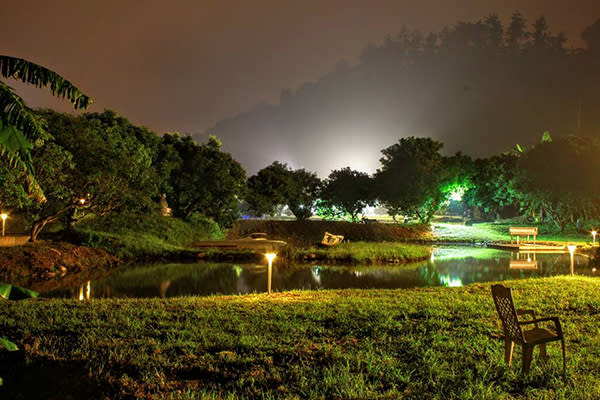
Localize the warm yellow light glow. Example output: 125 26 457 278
0 213 7 221
265 252 276 263
265 252 276 295
592 230 597 245
79 198 86 205
567 244 576 256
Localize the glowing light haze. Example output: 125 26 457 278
3 1 598 176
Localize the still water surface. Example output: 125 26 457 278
43 246 597 299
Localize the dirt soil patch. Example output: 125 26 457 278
0 242 119 287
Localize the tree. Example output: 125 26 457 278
19 110 163 241
246 161 292 218
374 137 445 223
0 55 90 197
286 169 321 220
246 162 320 220
160 134 246 227
506 11 528 49
514 136 600 231
462 153 520 220
321 167 375 222
582 19 600 53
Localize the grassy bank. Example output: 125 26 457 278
228 220 432 247
0 277 598 399
294 241 431 264
74 213 224 259
433 220 593 244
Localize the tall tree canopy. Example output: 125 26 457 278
375 137 445 223
159 134 246 227
320 167 375 222
246 162 320 220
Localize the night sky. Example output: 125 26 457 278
3 1 599 176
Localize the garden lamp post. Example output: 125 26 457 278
567 244 576 275
0 213 7 237
592 230 597 246
265 252 276 295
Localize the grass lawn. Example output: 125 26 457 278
433 221 593 245
1 277 599 399
294 242 431 264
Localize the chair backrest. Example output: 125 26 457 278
491 284 524 343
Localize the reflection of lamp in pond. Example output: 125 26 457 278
567 244 576 275
265 252 276 295
592 230 597 246
0 213 7 237
78 281 91 300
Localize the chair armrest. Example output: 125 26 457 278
517 309 537 327
519 317 563 335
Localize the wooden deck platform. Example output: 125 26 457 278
195 238 287 252
488 242 568 253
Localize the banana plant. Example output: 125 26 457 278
0 55 91 200
0 282 38 354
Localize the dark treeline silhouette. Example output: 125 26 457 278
204 13 600 176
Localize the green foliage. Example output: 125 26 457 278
11 110 163 240
0 55 90 195
515 136 600 231
159 134 246 227
0 282 38 300
246 161 291 217
75 212 223 259
320 167 375 222
0 337 18 352
286 168 320 220
0 280 38 368
246 162 321 220
462 153 520 220
375 137 445 223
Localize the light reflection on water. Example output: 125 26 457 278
44 246 597 299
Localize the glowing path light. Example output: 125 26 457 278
567 244 576 275
265 252 277 295
592 230 597 246
0 213 7 237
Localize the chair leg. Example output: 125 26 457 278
522 344 534 374
539 343 548 364
504 339 514 366
561 337 567 379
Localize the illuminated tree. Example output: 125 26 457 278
515 136 600 230
0 55 90 198
246 162 320 220
374 137 445 223
321 167 375 222
246 161 290 218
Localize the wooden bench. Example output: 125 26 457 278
509 226 538 245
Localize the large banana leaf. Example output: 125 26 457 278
0 282 38 300
0 55 91 110
0 119 33 154
0 337 18 351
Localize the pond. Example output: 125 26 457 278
42 246 597 299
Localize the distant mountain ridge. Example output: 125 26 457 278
199 14 600 177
